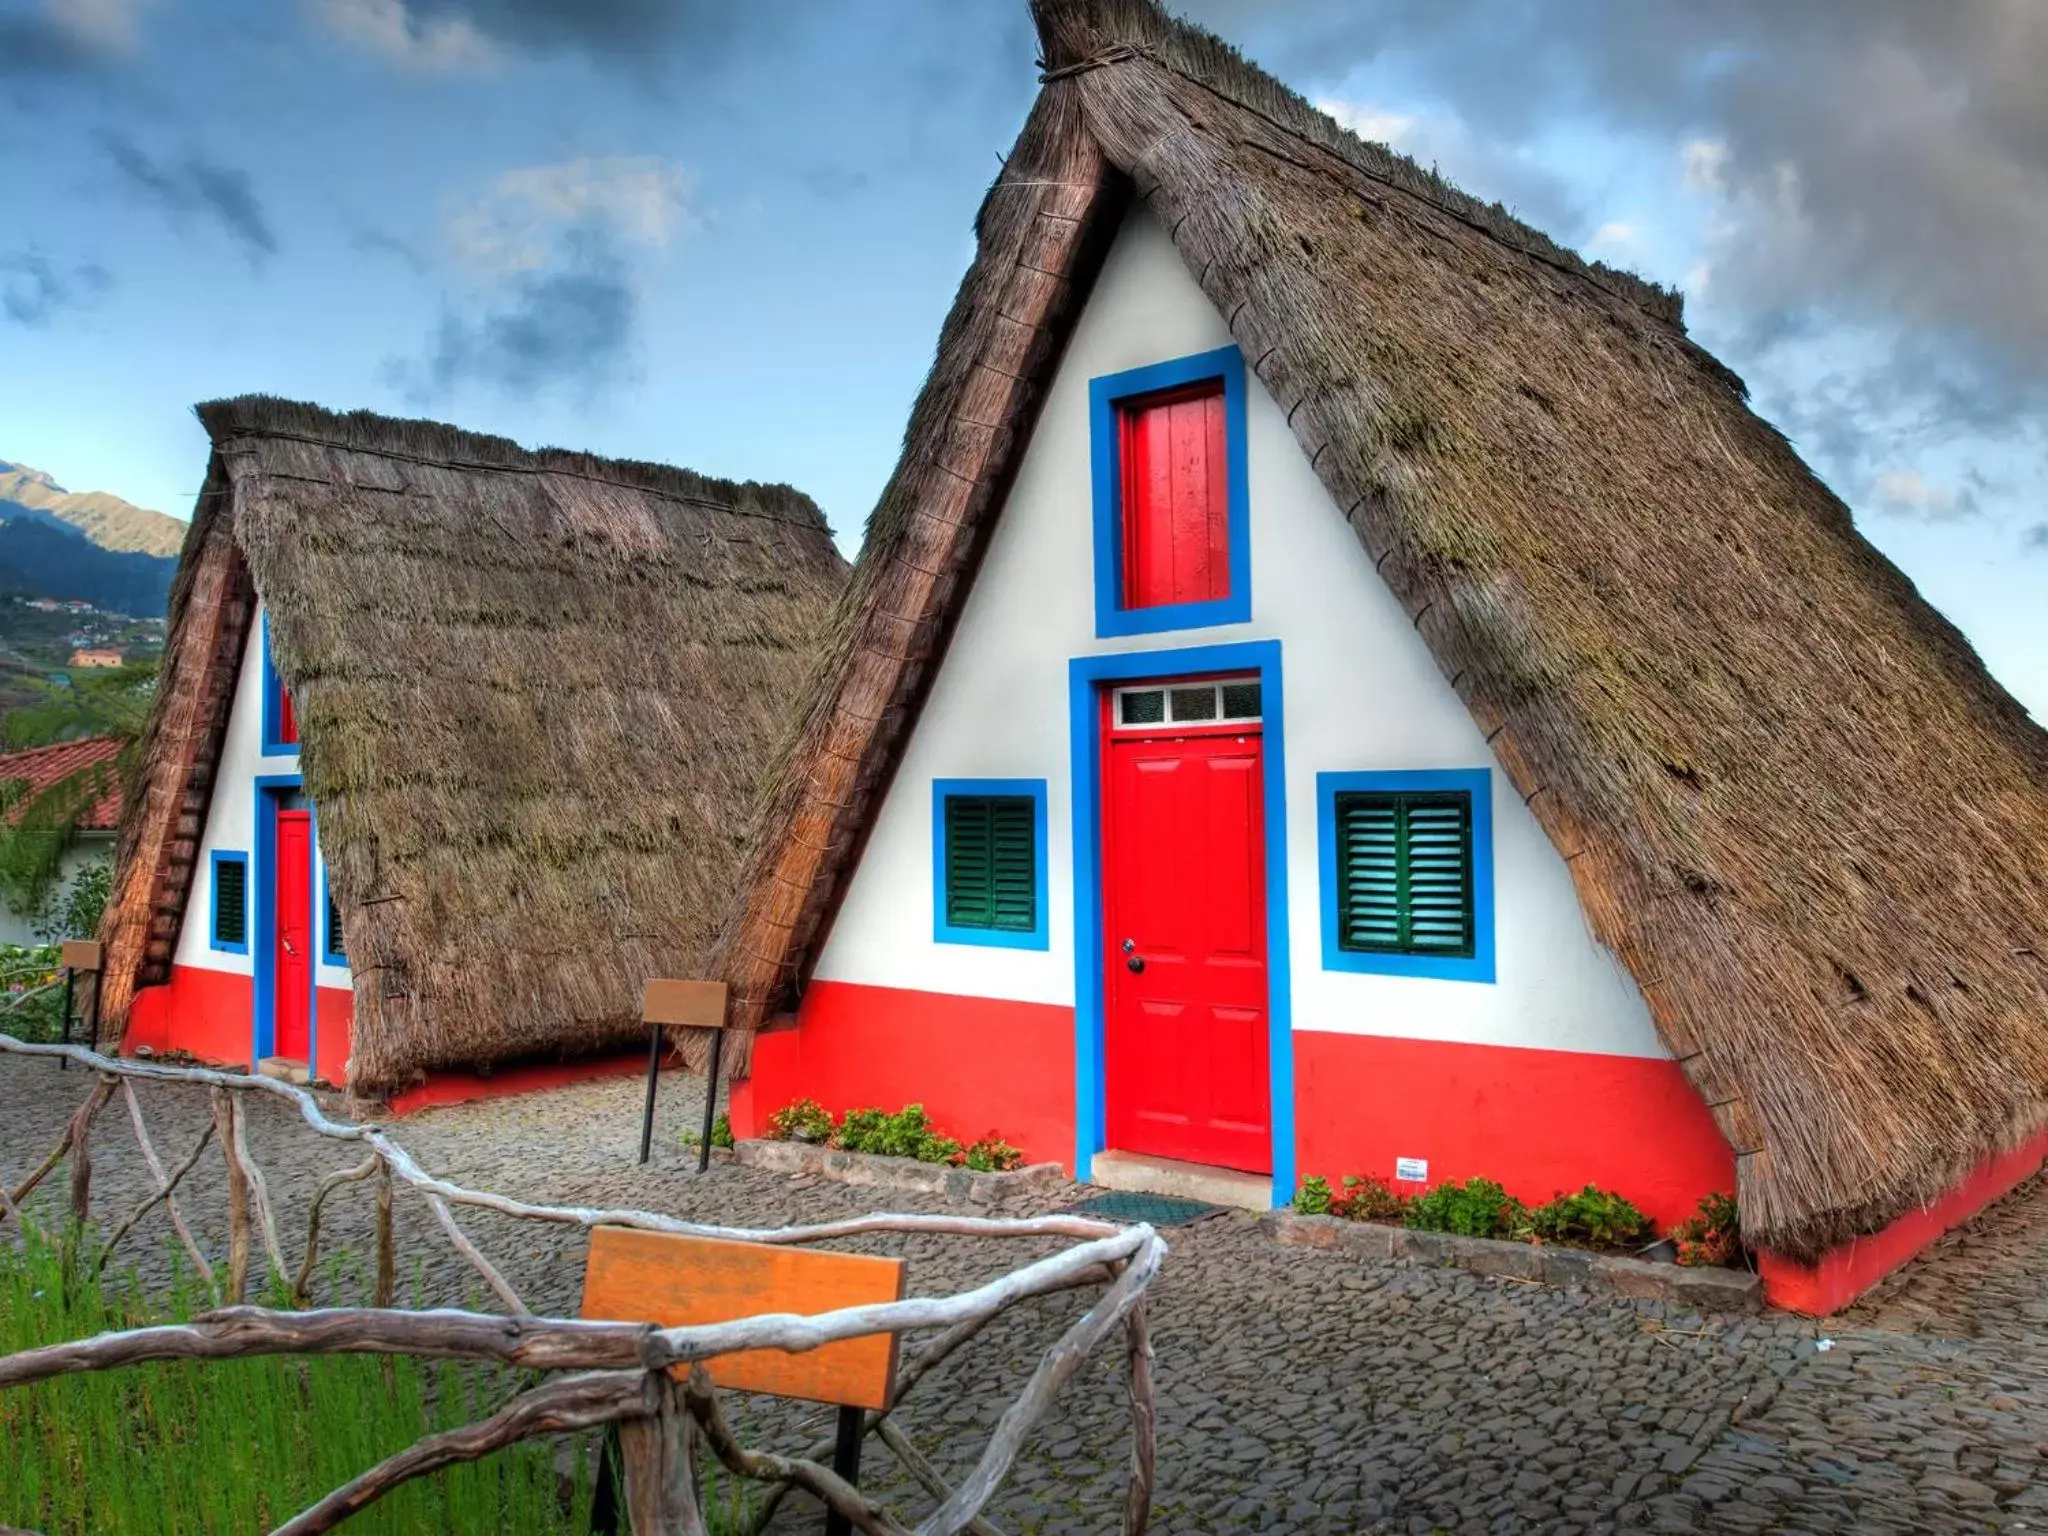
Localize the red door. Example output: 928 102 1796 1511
1102 706 1271 1172
273 808 313 1062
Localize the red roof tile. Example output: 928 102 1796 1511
0 737 126 830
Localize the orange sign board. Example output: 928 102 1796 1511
579 1227 906 1411
641 978 728 1031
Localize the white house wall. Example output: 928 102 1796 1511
173 604 352 992
813 206 1663 1062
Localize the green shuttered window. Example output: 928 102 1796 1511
944 795 1037 933
212 854 248 951
1333 791 1475 958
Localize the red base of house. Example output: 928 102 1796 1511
1758 1123 2048 1314
384 1050 646 1115
729 980 1075 1170
124 964 353 1085
1294 1031 1735 1234
120 964 635 1115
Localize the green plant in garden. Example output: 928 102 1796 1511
1670 1190 1742 1267
960 1135 1025 1173
32 850 112 945
1525 1185 1651 1250
680 1113 735 1151
1403 1177 1523 1238
833 1103 962 1164
1293 1175 1333 1215
0 941 64 1042
1332 1174 1407 1223
0 1218 602 1536
765 1096 834 1143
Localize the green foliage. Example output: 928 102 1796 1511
833 1103 962 1165
1671 1191 1742 1267
32 849 110 944
961 1135 1025 1173
0 661 152 915
0 941 63 1041
1332 1174 1408 1223
1293 1175 1333 1216
1403 1177 1523 1238
0 1219 599 1535
764 1096 834 1143
1525 1185 1651 1251
680 1113 735 1151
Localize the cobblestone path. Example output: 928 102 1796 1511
4 1052 2046 1532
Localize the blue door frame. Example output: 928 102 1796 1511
251 774 317 1069
1066 638 1295 1202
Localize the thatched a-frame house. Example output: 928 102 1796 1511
104 396 846 1096
712 0 2048 1310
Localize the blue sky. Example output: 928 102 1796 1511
4 0 2043 715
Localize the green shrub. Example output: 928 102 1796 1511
1293 1175 1333 1215
1671 1191 1742 1267
833 1103 962 1164
1403 1177 1522 1238
961 1135 1025 1173
1526 1185 1651 1250
765 1097 834 1143
1332 1174 1407 1223
680 1113 735 1152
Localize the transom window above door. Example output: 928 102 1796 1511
1090 346 1250 638
1112 677 1262 730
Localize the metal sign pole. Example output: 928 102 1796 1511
696 1028 724 1176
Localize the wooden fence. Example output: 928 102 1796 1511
0 1024 1162 1536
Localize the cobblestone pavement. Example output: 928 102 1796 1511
5 1052 2048 1532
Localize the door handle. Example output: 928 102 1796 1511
283 938 299 958
1126 955 1145 974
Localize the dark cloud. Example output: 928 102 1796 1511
2024 526 2048 554
0 250 113 325
398 228 635 401
0 14 100 76
99 133 277 261
1184 0 2048 491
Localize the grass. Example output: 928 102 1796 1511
0 1219 597 1534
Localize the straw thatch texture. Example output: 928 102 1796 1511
717 0 2048 1260
102 397 846 1091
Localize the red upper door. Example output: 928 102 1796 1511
1102 700 1271 1172
1120 382 1228 610
273 808 313 1062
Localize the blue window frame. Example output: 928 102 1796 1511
1317 768 1495 982
322 868 346 966
209 850 250 955
259 612 297 756
1089 345 1251 638
932 778 1049 950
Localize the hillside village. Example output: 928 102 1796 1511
2 1 2047 1532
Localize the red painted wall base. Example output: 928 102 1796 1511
1294 1030 1734 1233
730 980 1076 1171
125 964 352 1085
1759 1124 2048 1314
385 1050 645 1116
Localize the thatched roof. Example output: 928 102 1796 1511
713 0 2048 1259
102 395 846 1091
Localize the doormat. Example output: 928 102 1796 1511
1057 1191 1228 1227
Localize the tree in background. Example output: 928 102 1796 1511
0 661 154 925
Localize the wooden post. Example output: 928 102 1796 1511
637 980 729 1170
615 1372 707 1535
60 942 101 1069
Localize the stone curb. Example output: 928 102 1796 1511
1264 1209 1762 1311
734 1139 1066 1205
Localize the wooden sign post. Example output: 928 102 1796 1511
582 1226 906 1535
637 979 729 1171
58 939 102 1071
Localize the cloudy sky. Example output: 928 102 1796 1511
4 0 2044 713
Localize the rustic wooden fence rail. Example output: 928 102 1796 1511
0 1027 1163 1536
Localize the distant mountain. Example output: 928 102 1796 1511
0 461 186 558
0 512 174 617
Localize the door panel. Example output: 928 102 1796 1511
1103 717 1271 1172
273 809 313 1062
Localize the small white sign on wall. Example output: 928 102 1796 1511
1394 1156 1428 1184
